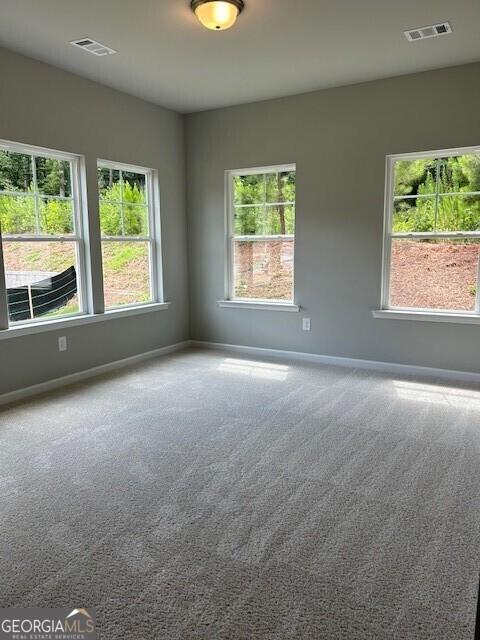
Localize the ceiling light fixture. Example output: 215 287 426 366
191 0 244 31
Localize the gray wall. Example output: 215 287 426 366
0 47 189 394
2 49 480 394
186 62 480 374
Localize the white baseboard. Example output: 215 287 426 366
0 341 190 407
3 338 479 407
190 340 480 385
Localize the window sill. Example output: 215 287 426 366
0 302 171 340
104 302 170 319
372 309 480 325
218 300 300 312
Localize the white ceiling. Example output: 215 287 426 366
0 0 479 113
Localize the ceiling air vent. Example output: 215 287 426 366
404 22 452 42
70 38 117 56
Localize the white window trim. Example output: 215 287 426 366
0 139 91 329
374 144 480 323
0 141 171 338
0 302 171 340
372 309 480 324
217 300 300 312
97 159 164 310
223 164 297 311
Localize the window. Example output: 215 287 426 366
97 162 161 310
0 141 168 336
227 165 296 302
382 147 480 315
0 141 87 325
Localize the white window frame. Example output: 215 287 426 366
97 159 164 311
222 164 299 312
376 144 480 323
0 139 90 328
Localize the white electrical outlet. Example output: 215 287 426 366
58 336 67 352
302 318 311 331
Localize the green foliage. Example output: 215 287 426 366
0 193 36 233
0 150 74 235
0 151 33 192
40 199 73 234
104 243 146 270
393 155 480 233
437 195 480 232
0 169 147 236
35 158 71 197
0 193 74 235
0 151 71 196
234 174 264 206
234 205 295 235
99 182 147 236
393 199 435 233
394 158 436 196
233 171 295 235
438 154 480 193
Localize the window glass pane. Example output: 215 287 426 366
265 171 296 203
233 174 265 205
99 202 123 237
392 197 436 233
438 155 480 194
35 157 72 197
234 206 265 235
97 168 121 200
39 198 74 235
233 239 294 301
0 150 33 193
99 203 148 237
437 194 480 232
389 238 480 311
124 204 149 236
122 171 146 205
234 204 295 236
0 194 37 234
393 158 437 197
102 241 151 308
4 241 80 323
266 205 295 235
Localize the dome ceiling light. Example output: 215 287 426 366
191 0 245 31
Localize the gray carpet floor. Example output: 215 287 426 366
1 347 480 639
